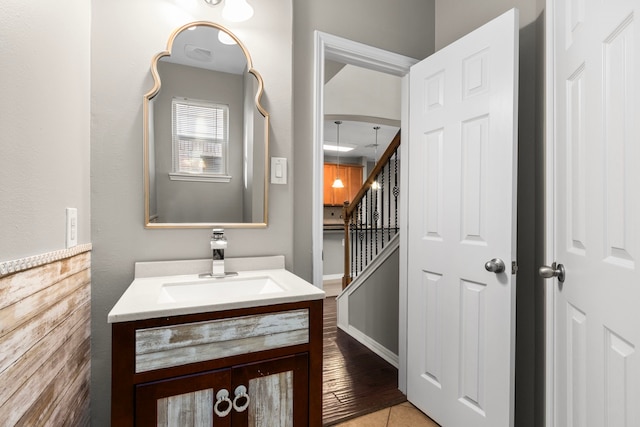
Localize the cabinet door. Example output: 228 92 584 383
323 163 338 206
347 165 363 202
136 369 232 427
332 165 349 206
231 354 309 427
325 163 350 206
324 163 363 206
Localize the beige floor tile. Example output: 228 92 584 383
397 401 416 409
334 407 391 427
387 403 440 427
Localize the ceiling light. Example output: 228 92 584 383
218 30 237 45
203 0 254 23
222 0 254 22
323 144 354 153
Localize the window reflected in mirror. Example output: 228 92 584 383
170 98 230 181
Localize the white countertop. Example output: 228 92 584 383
107 257 325 323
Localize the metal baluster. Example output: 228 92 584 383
369 187 374 263
350 215 355 280
394 149 399 235
365 192 369 268
387 156 393 240
381 164 385 250
356 213 359 278
368 186 371 263
359 203 363 277
374 177 378 256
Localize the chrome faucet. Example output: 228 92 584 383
210 229 227 277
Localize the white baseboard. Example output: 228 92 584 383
337 324 399 368
337 291 349 330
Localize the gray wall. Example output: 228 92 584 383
0 0 91 261
435 0 543 49
153 61 244 223
323 231 343 275
435 2 546 426
292 0 436 282
349 248 400 354
90 1 292 425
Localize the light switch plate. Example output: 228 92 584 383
271 157 287 184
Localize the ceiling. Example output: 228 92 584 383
323 62 401 161
323 119 399 161
161 25 247 74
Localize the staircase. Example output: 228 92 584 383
335 130 401 366
341 130 401 287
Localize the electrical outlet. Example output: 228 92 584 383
66 208 78 248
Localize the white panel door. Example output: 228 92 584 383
407 9 519 427
548 0 640 425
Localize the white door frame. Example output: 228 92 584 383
544 1 556 426
311 31 418 392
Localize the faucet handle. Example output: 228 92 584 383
211 229 227 250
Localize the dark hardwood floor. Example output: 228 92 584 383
322 297 406 426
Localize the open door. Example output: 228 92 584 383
546 0 640 425
406 9 519 427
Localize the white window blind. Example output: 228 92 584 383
172 98 229 178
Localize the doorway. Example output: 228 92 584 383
312 31 418 395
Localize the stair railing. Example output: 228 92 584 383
342 130 401 289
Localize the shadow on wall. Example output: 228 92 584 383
514 12 546 427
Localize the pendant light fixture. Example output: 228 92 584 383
332 121 345 189
371 126 381 190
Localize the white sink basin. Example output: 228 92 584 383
107 257 326 323
157 276 285 304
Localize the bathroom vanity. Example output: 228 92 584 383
108 257 324 427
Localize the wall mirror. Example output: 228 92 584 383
144 21 269 228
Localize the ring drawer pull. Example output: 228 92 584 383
214 389 232 417
232 385 250 413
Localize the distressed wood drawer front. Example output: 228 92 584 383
135 309 309 373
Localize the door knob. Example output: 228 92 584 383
538 262 565 283
485 258 506 273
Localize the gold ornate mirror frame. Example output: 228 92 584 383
143 21 269 229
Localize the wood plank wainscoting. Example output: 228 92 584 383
0 245 92 426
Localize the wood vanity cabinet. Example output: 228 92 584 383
111 299 323 427
323 163 363 206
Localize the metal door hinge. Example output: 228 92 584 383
511 261 518 275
